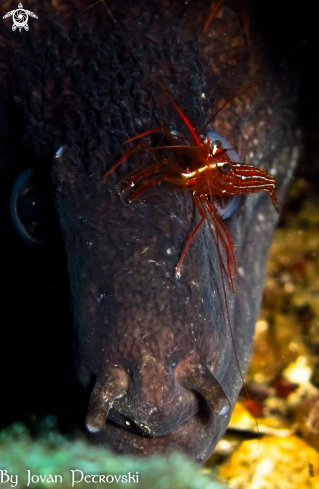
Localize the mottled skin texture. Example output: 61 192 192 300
0 0 299 461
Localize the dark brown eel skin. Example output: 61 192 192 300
0 0 301 461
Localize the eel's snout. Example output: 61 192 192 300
85 354 230 444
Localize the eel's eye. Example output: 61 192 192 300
213 196 241 220
10 168 46 247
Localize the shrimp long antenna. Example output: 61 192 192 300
83 0 124 36
237 0 250 45
200 82 271 135
124 126 165 144
83 0 103 12
202 0 224 34
102 141 142 181
202 187 259 439
154 80 202 146
170 100 202 146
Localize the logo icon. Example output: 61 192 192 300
3 3 38 32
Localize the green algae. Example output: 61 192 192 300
0 422 228 489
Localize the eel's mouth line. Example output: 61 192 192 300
105 401 199 437
88 398 223 461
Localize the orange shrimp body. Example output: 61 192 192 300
122 135 278 212
167 147 278 208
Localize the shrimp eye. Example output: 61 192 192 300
219 162 232 173
205 131 238 161
211 139 223 155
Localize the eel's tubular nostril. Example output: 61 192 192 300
85 367 129 433
176 360 230 417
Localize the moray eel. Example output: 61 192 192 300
0 0 300 461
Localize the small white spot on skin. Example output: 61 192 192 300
86 424 100 433
175 269 181 280
257 213 265 222
170 130 184 137
270 168 277 176
166 248 172 255
141 247 149 254
55 146 64 158
218 404 230 416
201 93 205 98
125 420 131 426
237 267 244 277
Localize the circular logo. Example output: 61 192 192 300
12 8 29 31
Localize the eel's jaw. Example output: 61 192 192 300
90 407 229 462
